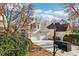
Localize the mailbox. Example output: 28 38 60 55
54 40 71 52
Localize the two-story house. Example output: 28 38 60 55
47 22 73 41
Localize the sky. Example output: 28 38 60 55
33 3 64 11
32 3 69 21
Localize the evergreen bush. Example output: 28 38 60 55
0 35 32 56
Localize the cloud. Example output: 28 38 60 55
34 9 43 14
44 10 53 14
40 14 60 20
33 9 69 21
54 10 68 17
33 12 60 21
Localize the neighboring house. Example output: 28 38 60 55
17 17 49 39
47 22 73 41
20 18 72 41
30 19 50 40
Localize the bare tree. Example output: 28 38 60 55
64 3 79 32
64 3 79 20
0 3 33 36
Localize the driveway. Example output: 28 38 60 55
32 40 79 56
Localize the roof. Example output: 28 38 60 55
47 22 69 31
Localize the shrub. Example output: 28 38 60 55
0 35 32 56
69 34 79 41
63 34 79 44
63 35 69 41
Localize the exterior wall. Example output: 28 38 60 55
48 29 72 41
56 32 68 41
67 25 73 33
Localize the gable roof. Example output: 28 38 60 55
47 22 69 32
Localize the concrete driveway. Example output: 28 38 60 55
32 40 79 56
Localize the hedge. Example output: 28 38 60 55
63 34 79 44
69 34 79 41
0 35 32 56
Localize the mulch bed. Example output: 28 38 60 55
26 44 53 56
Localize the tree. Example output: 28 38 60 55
64 3 79 20
0 3 33 36
64 3 79 32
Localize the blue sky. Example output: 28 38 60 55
32 3 68 21
33 3 65 11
